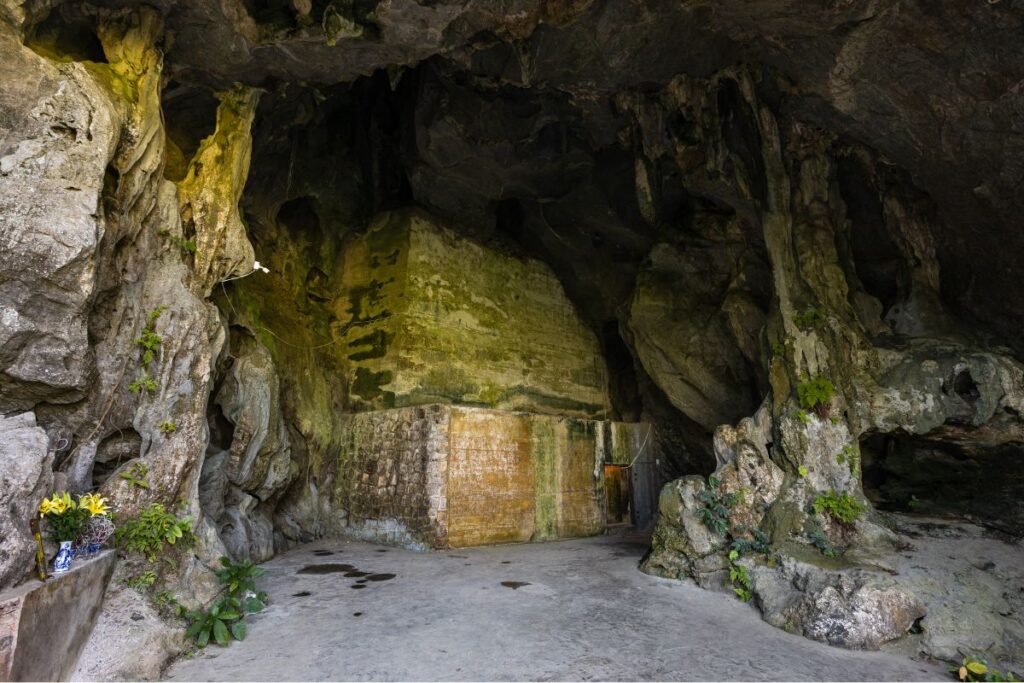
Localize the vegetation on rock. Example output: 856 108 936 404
115 503 195 561
812 491 864 525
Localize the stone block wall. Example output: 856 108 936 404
315 404 651 548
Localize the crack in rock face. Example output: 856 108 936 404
1 0 1023 678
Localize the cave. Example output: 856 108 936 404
1 1 1023 680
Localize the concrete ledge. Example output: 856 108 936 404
0 550 116 682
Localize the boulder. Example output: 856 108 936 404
0 412 52 591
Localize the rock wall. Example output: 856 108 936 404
1 0 1022 674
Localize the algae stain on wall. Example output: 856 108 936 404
336 210 610 418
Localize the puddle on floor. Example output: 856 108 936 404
366 573 395 581
292 591 312 597
297 564 356 574
500 581 531 590
376 549 389 553
351 584 366 590
312 550 335 556
353 612 363 616
501 561 511 564
345 570 370 578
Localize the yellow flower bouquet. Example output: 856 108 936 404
38 492 111 542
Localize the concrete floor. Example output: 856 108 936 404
164 534 947 681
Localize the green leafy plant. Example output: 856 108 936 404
115 503 195 561
134 306 167 368
908 495 921 510
124 569 158 592
185 557 269 648
159 421 177 435
185 597 246 648
730 527 770 557
808 527 839 557
812 490 864 525
771 340 786 357
215 556 267 610
696 476 742 536
128 376 158 394
793 409 811 425
157 228 198 255
793 307 825 330
836 444 861 477
797 376 836 417
953 656 1021 682
727 549 753 602
797 465 809 478
118 461 150 489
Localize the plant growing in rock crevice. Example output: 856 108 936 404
811 490 864 525
836 444 860 477
727 549 753 602
115 503 195 562
797 376 836 417
807 526 840 557
118 461 150 489
157 228 197 256
793 307 825 331
696 476 742 536
128 306 167 397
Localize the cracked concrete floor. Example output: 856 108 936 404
164 534 946 681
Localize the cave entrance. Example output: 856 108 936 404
604 464 634 526
860 432 1024 537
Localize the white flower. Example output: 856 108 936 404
253 260 270 274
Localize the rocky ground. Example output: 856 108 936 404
163 533 947 682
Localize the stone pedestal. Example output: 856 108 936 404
0 550 116 682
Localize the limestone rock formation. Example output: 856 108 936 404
0 0 1022 676
0 412 52 589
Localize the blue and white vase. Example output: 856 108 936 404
87 542 102 556
53 541 73 573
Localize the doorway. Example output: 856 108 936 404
604 464 633 526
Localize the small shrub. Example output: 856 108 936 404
812 490 864 525
730 527 770 557
135 306 167 368
159 421 177 435
115 503 194 561
793 307 825 330
185 557 269 648
696 476 742 536
797 376 835 416
185 598 246 648
727 549 753 602
128 376 158 394
908 495 921 510
797 465 809 478
793 409 811 425
215 556 267 611
119 462 150 489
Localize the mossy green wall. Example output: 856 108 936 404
337 210 610 418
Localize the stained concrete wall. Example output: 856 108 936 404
0 551 116 682
317 405 651 548
334 211 609 418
